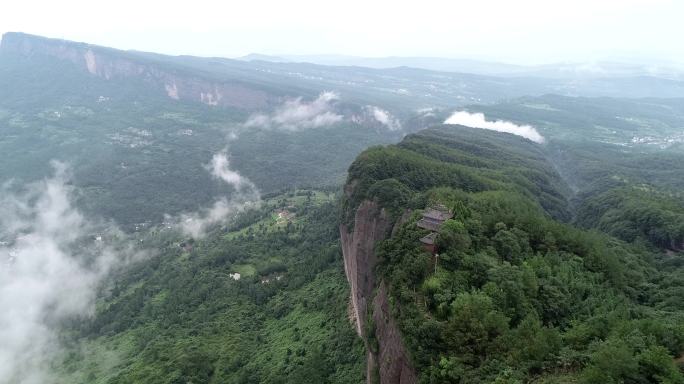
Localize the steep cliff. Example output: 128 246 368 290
338 125 578 382
340 188 418 383
338 125 684 383
371 283 418 384
340 199 390 336
0 32 270 109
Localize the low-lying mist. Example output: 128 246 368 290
244 91 402 132
172 148 261 238
244 91 343 131
0 162 143 383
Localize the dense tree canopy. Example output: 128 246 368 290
55 192 366 384
344 125 684 383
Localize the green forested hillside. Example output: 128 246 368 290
344 125 684 383
575 186 684 250
0 48 400 226
55 192 365 384
465 95 684 252
345 125 571 222
5 33 684 384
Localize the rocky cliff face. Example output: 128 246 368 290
340 193 417 384
372 283 418 384
0 32 269 109
340 199 391 336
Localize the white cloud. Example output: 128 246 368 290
206 150 254 190
244 91 343 131
444 111 545 143
352 106 402 131
365 106 401 131
0 162 140 383
172 148 261 238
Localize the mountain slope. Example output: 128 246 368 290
460 95 684 251
54 192 366 384
0 33 405 226
340 125 684 383
4 32 684 384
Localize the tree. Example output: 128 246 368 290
439 219 472 251
445 291 509 364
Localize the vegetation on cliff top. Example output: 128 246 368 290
343 125 571 226
345 125 684 383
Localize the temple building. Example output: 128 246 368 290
419 232 438 254
417 204 453 255
417 204 453 231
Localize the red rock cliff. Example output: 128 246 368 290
340 196 417 384
340 200 391 337
372 282 418 384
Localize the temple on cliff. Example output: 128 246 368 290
418 204 453 254
417 205 453 231
419 232 438 254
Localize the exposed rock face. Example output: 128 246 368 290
340 200 391 336
0 32 269 109
372 283 418 384
340 196 417 383
340 201 390 337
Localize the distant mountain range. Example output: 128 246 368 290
238 53 684 80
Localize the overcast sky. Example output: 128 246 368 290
1 0 681 65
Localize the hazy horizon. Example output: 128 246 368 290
2 0 683 66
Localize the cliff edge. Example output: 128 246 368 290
340 187 417 384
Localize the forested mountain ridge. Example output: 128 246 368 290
0 31 305 109
3 31 684 384
461 94 684 252
3 34 684 228
37 120 684 384
340 125 684 383
342 125 573 227
5 33 684 113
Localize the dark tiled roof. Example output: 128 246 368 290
417 219 441 232
420 232 438 245
417 206 452 230
422 208 453 221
